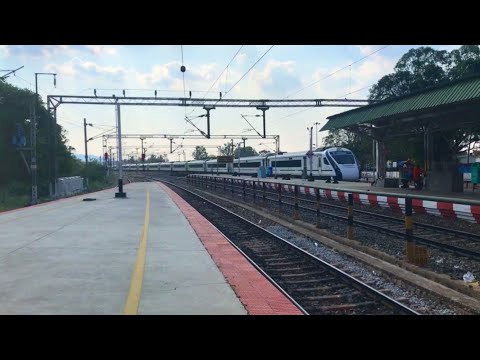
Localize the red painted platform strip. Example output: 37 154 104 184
158 182 303 315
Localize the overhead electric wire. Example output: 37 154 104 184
279 45 390 121
286 45 390 98
217 45 274 103
186 45 244 117
185 45 273 135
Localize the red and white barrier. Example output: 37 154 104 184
197 176 480 224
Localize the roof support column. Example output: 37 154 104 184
376 140 387 182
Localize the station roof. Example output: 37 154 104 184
321 74 480 135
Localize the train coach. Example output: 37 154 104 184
122 147 360 182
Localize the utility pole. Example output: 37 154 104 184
274 136 279 178
140 136 146 171
115 103 126 198
84 118 93 190
307 127 314 181
314 122 321 150
241 137 247 157
35 72 56 197
30 104 38 205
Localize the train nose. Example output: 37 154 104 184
341 166 360 181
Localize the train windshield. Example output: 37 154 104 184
330 151 356 164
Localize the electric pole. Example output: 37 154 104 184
84 118 93 189
307 127 314 181
35 72 56 197
30 104 38 205
140 136 146 171
241 137 247 157
314 122 321 150
115 103 126 198
84 118 93 166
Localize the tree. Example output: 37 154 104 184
218 142 258 157
234 146 258 158
192 145 209 160
364 45 480 161
448 45 480 80
218 142 235 156
369 47 450 101
146 154 166 163
0 79 78 197
323 129 374 169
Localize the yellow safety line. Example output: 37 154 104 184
124 188 150 315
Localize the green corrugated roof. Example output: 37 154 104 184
321 75 480 131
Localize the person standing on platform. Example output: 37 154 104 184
413 164 424 190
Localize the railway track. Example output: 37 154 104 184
151 178 418 315
173 175 480 262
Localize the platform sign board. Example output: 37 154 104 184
217 156 234 164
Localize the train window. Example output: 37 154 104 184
188 164 204 168
240 162 261 168
271 160 301 167
330 152 355 164
323 157 330 165
173 164 185 168
207 163 226 168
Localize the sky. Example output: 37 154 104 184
0 45 460 162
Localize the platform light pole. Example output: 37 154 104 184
35 72 56 198
115 103 126 198
83 118 93 166
314 122 321 150
307 127 314 181
140 136 146 171
30 104 38 205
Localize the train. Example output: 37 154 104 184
122 147 360 182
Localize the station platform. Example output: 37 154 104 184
191 175 480 223
0 182 301 315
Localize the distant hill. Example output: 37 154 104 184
73 153 84 161
73 153 103 162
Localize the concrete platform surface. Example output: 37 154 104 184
0 182 246 315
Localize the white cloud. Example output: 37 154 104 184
305 47 395 98
356 45 381 56
236 53 247 65
86 45 118 56
44 58 128 83
135 61 223 94
80 61 125 75
136 61 177 87
229 59 299 98
45 62 77 76
3 45 77 58
0 45 8 57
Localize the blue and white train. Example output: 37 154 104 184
122 147 360 182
